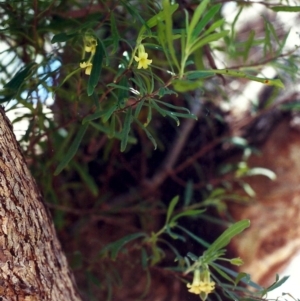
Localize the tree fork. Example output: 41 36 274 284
0 107 82 301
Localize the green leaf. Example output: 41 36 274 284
234 272 249 286
210 263 235 284
245 167 276 180
206 220 250 255
202 18 225 37
189 30 229 54
184 180 193 206
165 225 186 241
172 79 202 92
100 233 146 260
82 108 111 124
262 275 289 294
138 3 179 40
281 102 300 111
134 118 157 150
213 263 262 290
243 30 255 62
213 69 285 88
108 114 116 138
87 40 104 96
54 123 89 175
170 209 205 224
51 32 77 43
90 122 137 144
151 100 180 125
102 104 118 123
186 70 215 80
72 161 98 196
3 62 37 101
110 13 119 53
155 99 192 113
166 195 179 224
120 107 133 152
162 0 180 70
271 6 300 12
187 0 210 44
176 225 210 248
192 4 222 41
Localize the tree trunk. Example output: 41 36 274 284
0 107 81 301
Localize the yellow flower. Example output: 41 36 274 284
187 269 215 297
80 61 93 75
134 44 152 69
84 34 97 55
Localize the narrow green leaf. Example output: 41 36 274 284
271 6 300 12
102 104 117 123
82 108 111 124
188 0 210 44
87 40 104 96
165 225 186 241
155 99 192 113
108 114 116 138
263 275 289 293
141 248 148 269
176 225 210 248
4 62 37 91
100 233 146 260
117 77 129 109
184 180 193 206
90 121 137 143
234 272 249 286
54 123 89 175
186 70 215 80
162 0 180 70
172 79 202 92
202 18 225 36
72 161 98 196
243 30 255 62
51 32 77 43
213 69 285 88
138 3 179 40
166 195 179 224
192 4 222 41
134 99 145 118
190 30 229 54
213 263 262 290
210 263 235 284
170 209 205 224
134 118 157 149
207 220 250 255
110 13 119 53
245 167 276 180
120 107 133 152
151 101 181 125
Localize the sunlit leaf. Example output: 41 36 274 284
187 0 210 44
189 30 229 54
192 4 222 41
206 220 250 255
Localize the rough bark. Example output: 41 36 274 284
0 107 82 301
